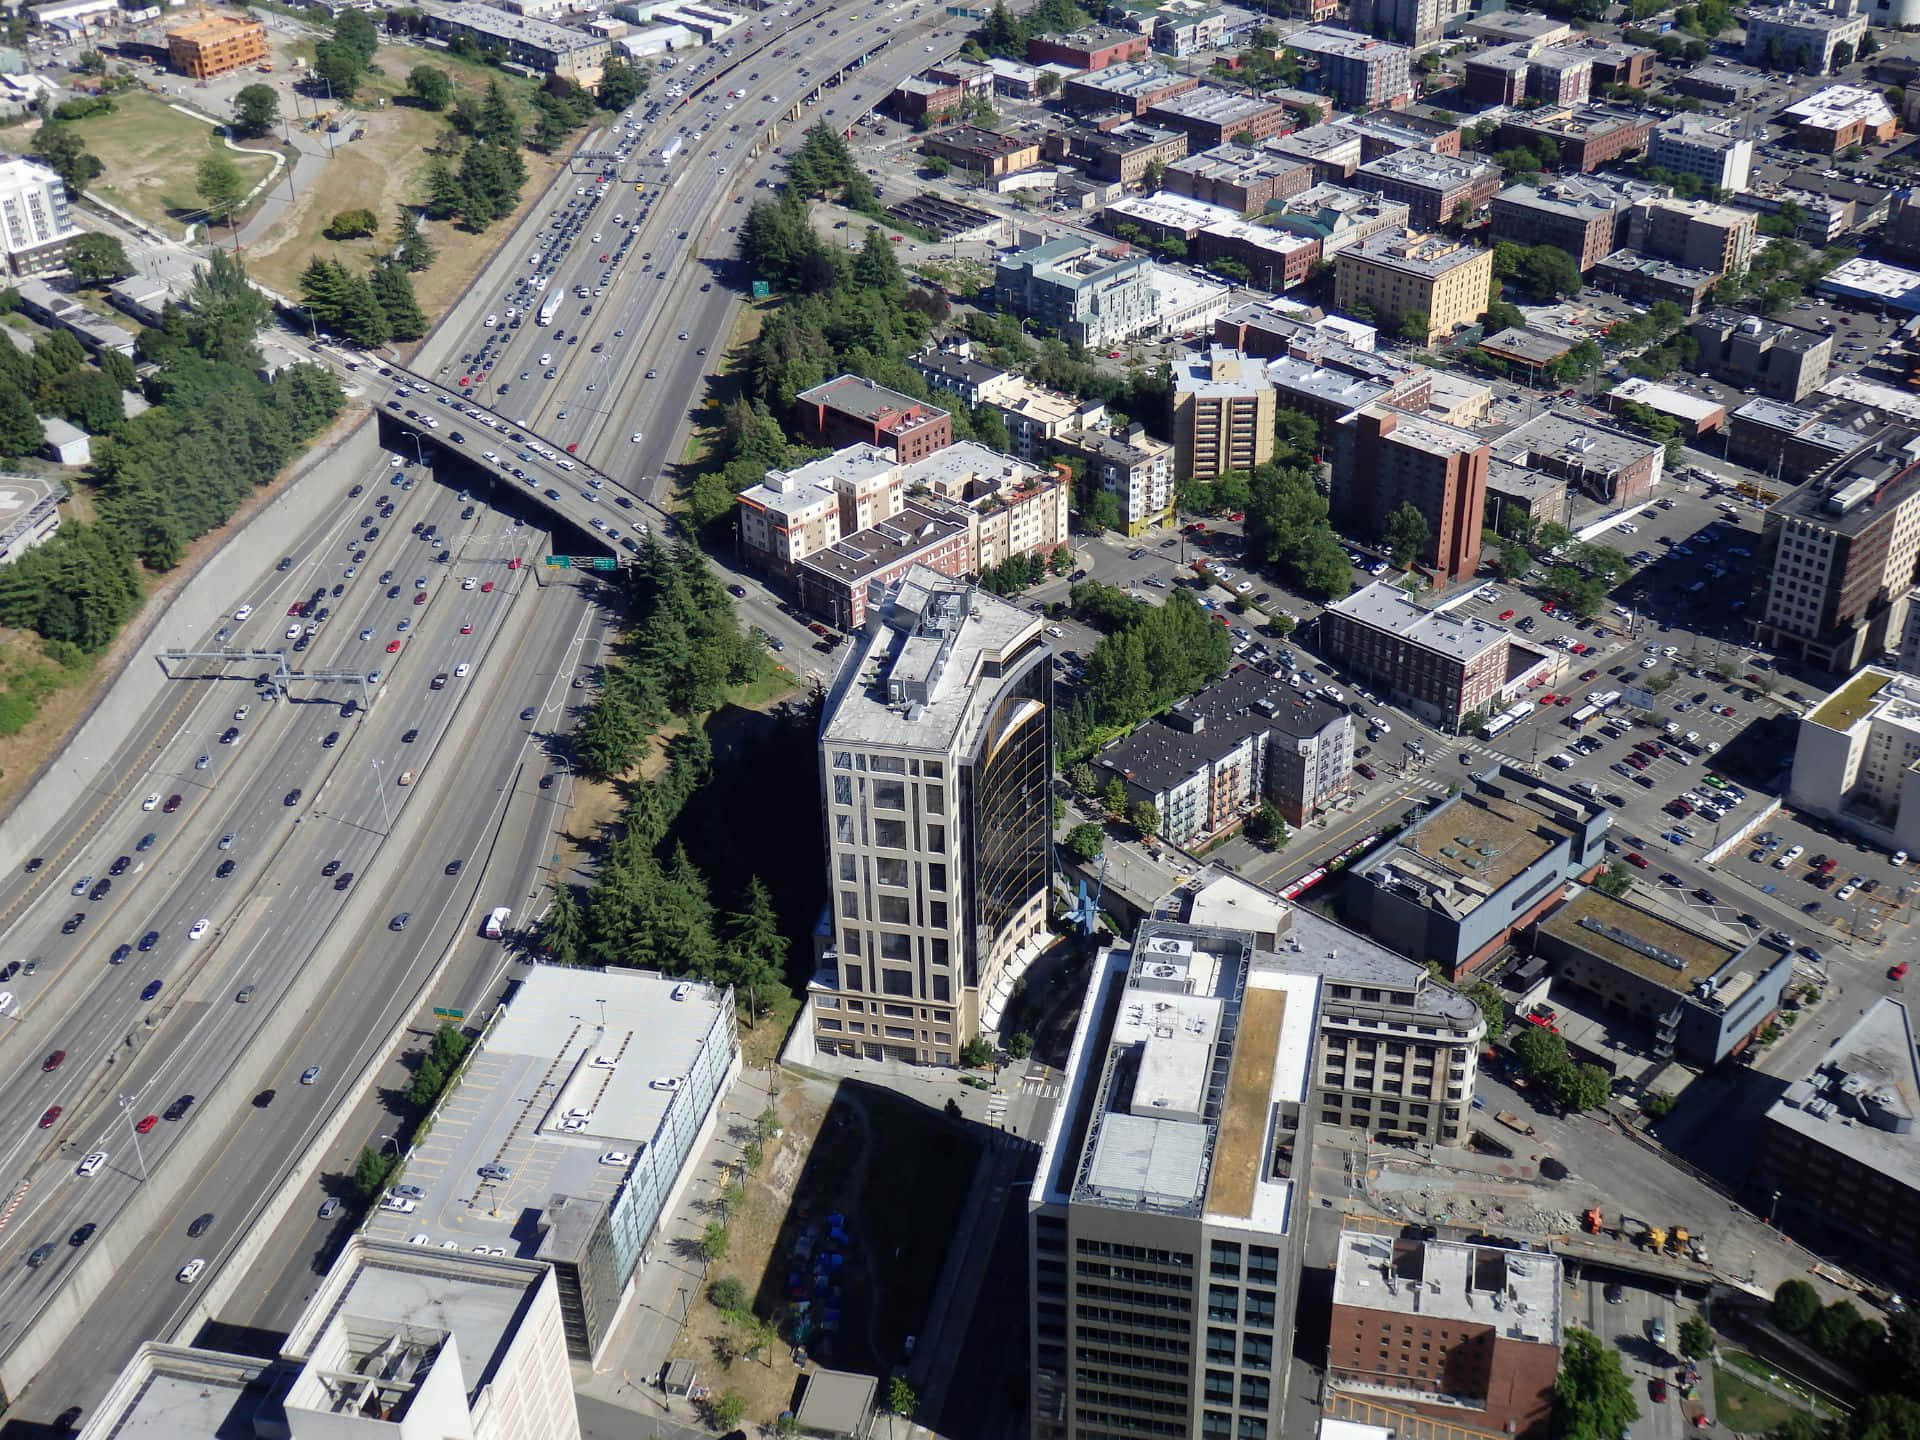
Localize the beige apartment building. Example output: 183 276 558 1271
1631 197 1756 278
1334 229 1492 346
1171 346 1276 482
734 444 901 577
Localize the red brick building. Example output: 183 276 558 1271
1025 25 1148 70
1332 405 1488 584
795 375 953 463
795 501 974 628
1330 1231 1563 1440
1495 105 1653 172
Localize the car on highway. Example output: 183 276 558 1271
319 1198 341 1220
390 912 411 931
164 1094 195 1122
134 1113 158 1133
140 980 163 1001
177 1259 205 1284
26 1242 55 1269
188 1213 215 1238
284 788 302 807
61 912 84 933
77 1152 106 1178
38 1105 61 1128
189 918 209 940
42 1049 66 1072
142 792 161 811
69 1223 96 1248
164 793 182 813
109 944 130 965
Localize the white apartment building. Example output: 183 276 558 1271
0 155 79 276
1053 423 1177 535
1790 666 1920 854
1648 115 1755 194
811 568 1053 1063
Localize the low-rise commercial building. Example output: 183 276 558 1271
1589 249 1720 315
1333 229 1493 347
1053 422 1177 534
1062 58 1200 117
1332 404 1490 584
1486 459 1572 536
419 0 611 83
1267 122 1366 182
1606 376 1729 435
1345 764 1609 978
1648 114 1755 193
994 236 1157 349
1269 183 1410 259
1491 410 1665 506
1284 26 1415 111
1165 144 1313 213
1689 310 1833 402
1148 86 1295 149
1148 264 1232 338
1043 122 1189 183
1674 60 1773 105
0 473 65 565
1496 106 1655 173
795 374 953 463
1321 581 1552 732
1742 1 1868 74
922 125 1041 177
1789 666 1920 851
1027 24 1150 69
165 9 265 78
1095 665 1352 844
1783 84 1898 153
1463 9 1574 45
1727 397 1861 480
1329 1232 1562 1440
1351 150 1502 229
1536 887 1794 1066
1172 345 1275 482
1755 997 1920 1292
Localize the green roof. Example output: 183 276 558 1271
1806 667 1894 733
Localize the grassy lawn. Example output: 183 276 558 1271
1714 1365 1811 1433
244 42 564 319
0 631 97 807
70 92 274 234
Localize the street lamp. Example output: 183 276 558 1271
379 1133 400 1157
404 431 426 468
369 757 393 834
119 1094 149 1180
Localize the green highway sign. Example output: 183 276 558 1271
433 1006 466 1020
545 556 618 571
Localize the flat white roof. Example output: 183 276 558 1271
1609 376 1727 424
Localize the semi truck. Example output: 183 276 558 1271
483 906 511 939
537 297 559 326
660 135 683 165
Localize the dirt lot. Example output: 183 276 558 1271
69 91 276 234
244 41 564 322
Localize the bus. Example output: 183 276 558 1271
537 297 558 326
1486 711 1523 739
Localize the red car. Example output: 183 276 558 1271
386 639 403 653
1541 600 1557 613
1580 668 1599 681
42 1049 65 1072
1626 852 1649 868
1892 961 1910 981
38 1105 61 1129
135 1113 158 1134
458 375 470 387
413 592 427 606
1539 693 1558 705
1355 762 1377 779
481 581 495 593
288 603 303 616
1498 609 1515 621
1651 1378 1669 1404
1555 695 1571 706
566 442 579 453
460 623 473 635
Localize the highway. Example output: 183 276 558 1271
0 0 977 1420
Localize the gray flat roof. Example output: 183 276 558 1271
1098 664 1345 794
1334 1232 1562 1346
363 966 728 1255
1767 997 1920 1196
1767 428 1920 534
1327 578 1513 667
1494 409 1662 477
83 1346 279 1438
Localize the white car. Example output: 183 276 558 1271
0 992 11 1016
1896 850 1911 867
142 793 161 811
630 432 643 443
1234 581 1253 594
380 1195 418 1213
649 1076 684 1092
454 663 470 678
1776 844 1805 869
178 1258 206 1284
1837 883 1857 901
462 576 477 591
233 604 253 621
285 624 301 640
77 1152 107 1177
189 918 209 940
599 1151 633 1166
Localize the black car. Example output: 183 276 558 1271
110 944 130 965
220 726 239 744
402 728 418 743
187 1212 214 1238
349 484 363 498
163 1094 195 1122
284 789 302 807
446 859 463 876
322 860 341 877
109 855 130 876
62 912 85 934
388 586 402 599
88 879 110 901
0 961 19 981
277 557 293 572
139 930 160 951
69 1222 96 1248
520 707 536 722
216 859 236 878
322 731 340 749
334 871 354 891
23 857 42 874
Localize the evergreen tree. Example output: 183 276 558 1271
853 226 907 293
368 262 426 341
196 148 248 227
597 51 645 109
542 882 586 965
0 382 41 458
725 876 787 1023
423 155 467 221
333 268 391 348
476 80 520 147
393 208 435 271
300 256 348 331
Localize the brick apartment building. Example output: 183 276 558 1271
1146 86 1295 148
1352 151 1502 229
1496 106 1654 172
1062 60 1199 118
1332 404 1489 584
1490 182 1629 273
1026 25 1149 70
795 375 952 462
1322 580 1543 731
1166 145 1314 213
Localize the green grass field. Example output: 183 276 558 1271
70 92 275 234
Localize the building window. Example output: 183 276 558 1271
1207 1285 1238 1322
880 932 912 962
881 968 915 996
1242 1333 1273 1371
874 818 908 849
1244 1290 1276 1328
1202 1414 1232 1440
1240 1376 1270 1409
1247 1246 1279 1285
1210 1241 1242 1278
1207 1329 1236 1365
1238 1419 1268 1440
874 780 906 810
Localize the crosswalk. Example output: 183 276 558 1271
1018 1071 1062 1099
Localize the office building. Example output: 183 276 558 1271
1491 410 1666 506
1495 106 1655 173
1147 86 1295 149
1332 404 1488 584
1044 122 1190 184
1322 580 1552 731
1743 2 1869 74
419 1 611 83
1727 396 1862 480
1166 144 1314 213
1489 177 1643 274
1348 0 1470 44
1328 1232 1561 1440
1576 37 1657 88
1631 196 1757 276
1689 310 1833 402
1269 183 1410 259
1755 997 1920 1291
1536 887 1794 1066
1053 423 1177 535
1648 114 1755 193
0 155 79 276
995 236 1157 350
1333 229 1493 347
354 966 737 1362
1465 42 1592 108
1027 24 1151 69
1351 151 1501 229
923 125 1041 177
1345 764 1609 978
1094 665 1352 844
1751 434 1920 674
1063 59 1200 117
1788 666 1920 850
1284 27 1415 111
795 374 952 462
1172 346 1275 483
1589 249 1720 314
165 9 266 78
1029 911 1486 1440
1486 459 1572 536
82 1239 580 1440
1783 83 1898 152
1258 345 1432 444
812 568 1052 1062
